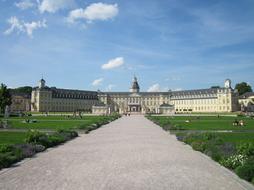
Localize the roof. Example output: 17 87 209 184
33 86 97 94
160 103 174 107
10 91 31 98
239 92 254 99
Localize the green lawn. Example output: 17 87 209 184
149 116 254 130
0 131 27 144
216 132 254 144
3 115 117 130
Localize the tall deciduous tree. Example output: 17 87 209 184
235 82 253 95
0 83 12 113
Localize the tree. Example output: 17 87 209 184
235 82 253 96
0 83 12 114
11 86 32 95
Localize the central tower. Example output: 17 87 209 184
130 76 140 93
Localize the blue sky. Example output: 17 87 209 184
0 0 254 92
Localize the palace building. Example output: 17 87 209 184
31 79 98 112
31 77 239 114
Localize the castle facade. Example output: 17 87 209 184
31 77 239 114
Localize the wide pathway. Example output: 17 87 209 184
0 115 253 190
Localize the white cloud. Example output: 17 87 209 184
4 16 46 38
15 0 34 10
174 88 183 91
4 17 24 35
39 0 75 13
24 19 47 37
147 84 160 92
67 2 118 23
92 78 103 86
106 84 115 91
101 57 124 70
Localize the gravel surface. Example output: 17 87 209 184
0 115 253 190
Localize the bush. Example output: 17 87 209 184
15 144 36 157
204 145 222 162
191 141 206 152
25 130 77 148
218 142 236 158
25 130 48 145
57 129 78 140
0 147 23 169
237 143 254 156
235 158 254 182
34 144 45 152
0 144 14 153
220 154 247 170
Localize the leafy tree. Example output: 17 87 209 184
235 82 253 96
0 83 12 114
11 86 32 95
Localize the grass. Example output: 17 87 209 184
148 116 254 131
3 115 117 130
0 131 27 144
216 132 254 145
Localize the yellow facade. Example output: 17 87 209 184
31 78 240 114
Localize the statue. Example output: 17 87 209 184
4 105 10 118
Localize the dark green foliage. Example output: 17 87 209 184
0 83 12 114
235 158 254 181
25 130 48 146
14 144 36 157
0 144 14 153
25 130 78 148
46 135 65 147
219 142 236 158
0 145 23 169
237 143 254 156
11 86 32 95
235 82 252 95
191 141 206 152
57 129 78 140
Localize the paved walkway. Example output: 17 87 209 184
0 115 253 190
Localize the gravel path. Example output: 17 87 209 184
0 115 253 190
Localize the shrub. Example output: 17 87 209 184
25 130 48 145
237 143 254 156
0 147 23 169
15 144 36 157
220 154 247 170
191 141 206 152
235 158 254 181
34 144 45 152
25 130 72 148
0 144 14 153
218 142 236 158
47 135 65 147
204 145 222 162
57 129 78 140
